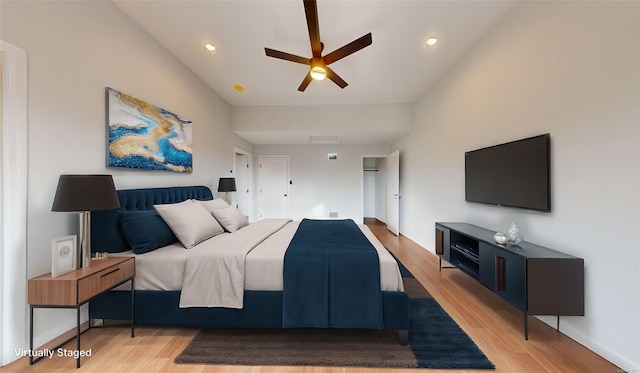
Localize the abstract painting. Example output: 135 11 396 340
106 87 193 172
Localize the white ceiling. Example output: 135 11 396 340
113 0 516 144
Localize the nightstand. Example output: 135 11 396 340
28 256 135 368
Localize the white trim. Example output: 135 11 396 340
233 147 254 222
0 40 28 366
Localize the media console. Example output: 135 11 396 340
435 222 584 339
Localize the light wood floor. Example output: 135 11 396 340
2 220 619 372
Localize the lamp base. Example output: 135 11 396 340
78 211 92 269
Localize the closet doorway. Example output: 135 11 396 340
362 156 388 224
362 151 400 235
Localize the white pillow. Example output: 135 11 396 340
211 206 249 233
198 198 230 211
154 201 224 248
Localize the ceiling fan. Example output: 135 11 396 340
264 0 373 92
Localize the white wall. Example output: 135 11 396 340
255 144 389 222
393 2 639 370
0 1 251 363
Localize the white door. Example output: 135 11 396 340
386 150 400 235
258 155 289 218
234 151 252 219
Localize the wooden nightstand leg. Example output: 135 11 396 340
76 305 81 368
29 306 34 365
131 277 135 338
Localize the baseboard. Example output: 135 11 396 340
537 316 636 372
2 321 91 368
33 321 90 351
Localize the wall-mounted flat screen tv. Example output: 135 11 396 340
465 134 551 212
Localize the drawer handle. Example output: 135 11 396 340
101 268 121 278
435 229 443 255
496 256 506 291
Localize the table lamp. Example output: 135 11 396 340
217 177 236 204
51 174 119 269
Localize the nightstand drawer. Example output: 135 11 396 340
78 259 134 303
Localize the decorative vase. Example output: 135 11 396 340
507 222 523 244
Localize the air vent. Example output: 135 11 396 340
310 135 341 144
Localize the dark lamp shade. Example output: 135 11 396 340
217 177 236 193
51 174 120 212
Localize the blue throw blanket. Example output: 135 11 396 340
282 219 383 329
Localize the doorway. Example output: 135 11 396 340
362 151 400 235
363 156 387 224
233 147 253 221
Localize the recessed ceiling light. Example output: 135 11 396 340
205 43 217 55
234 85 244 92
425 37 438 47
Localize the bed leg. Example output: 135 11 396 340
398 329 408 345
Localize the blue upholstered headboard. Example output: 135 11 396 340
91 185 213 253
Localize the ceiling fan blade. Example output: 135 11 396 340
324 33 373 65
304 0 322 57
325 66 348 89
297 73 313 92
265 48 310 65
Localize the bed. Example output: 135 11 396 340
89 185 410 343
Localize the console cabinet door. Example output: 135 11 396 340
479 243 496 289
479 243 526 311
435 225 450 262
497 250 526 311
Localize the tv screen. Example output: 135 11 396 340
465 134 551 212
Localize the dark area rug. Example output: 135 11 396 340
175 327 417 368
175 254 495 369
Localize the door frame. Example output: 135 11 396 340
361 154 388 224
233 147 253 222
1 40 28 366
386 150 400 235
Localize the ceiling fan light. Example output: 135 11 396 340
310 66 327 80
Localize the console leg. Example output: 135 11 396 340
398 329 408 345
556 315 560 331
524 313 528 340
439 257 442 272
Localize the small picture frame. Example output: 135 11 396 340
328 153 338 160
52 235 77 277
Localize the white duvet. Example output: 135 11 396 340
114 219 404 309
179 218 291 308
